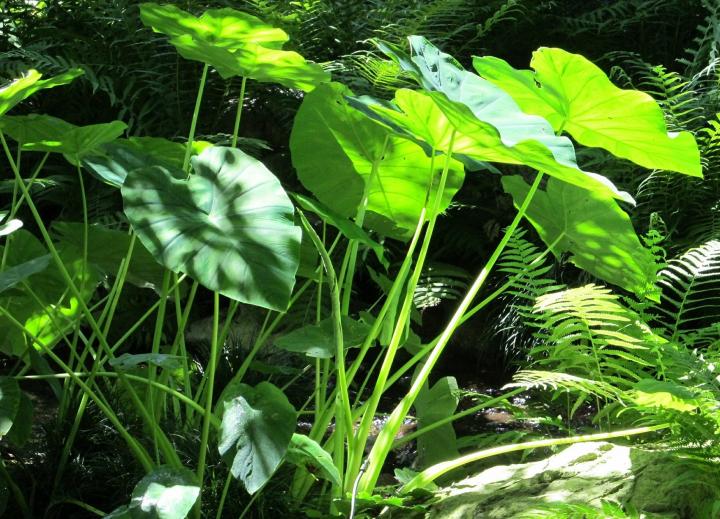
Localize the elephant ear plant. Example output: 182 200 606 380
0 6 702 519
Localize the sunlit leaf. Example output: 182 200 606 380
217 381 296 494
0 218 22 237
473 48 701 177
105 466 199 519
503 176 658 299
291 82 465 238
0 69 83 117
122 146 301 311
21 120 127 165
631 379 700 412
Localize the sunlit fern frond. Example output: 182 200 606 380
413 261 470 310
654 240 720 344
507 370 622 401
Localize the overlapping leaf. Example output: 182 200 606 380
291 82 465 238
122 146 301 311
503 176 659 299
473 48 701 176
0 69 83 117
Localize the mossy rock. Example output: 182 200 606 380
426 442 719 518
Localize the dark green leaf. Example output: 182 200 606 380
0 377 20 437
6 392 33 447
275 316 371 358
0 254 51 294
286 433 341 486
414 376 459 467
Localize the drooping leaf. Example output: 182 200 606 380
0 69 83 117
6 392 33 447
502 176 659 299
53 222 166 289
352 87 632 204
105 466 199 519
217 381 296 494
82 137 211 188
285 433 341 486
21 120 127 165
275 316 371 358
122 146 301 311
473 48 701 177
109 353 183 372
414 376 459 467
291 82 465 238
140 3 327 91
0 254 51 294
631 379 700 412
0 377 20 437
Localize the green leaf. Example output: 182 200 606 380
0 217 22 237
286 433 341 486
414 376 459 467
22 120 127 165
0 231 99 357
0 114 74 144
0 69 83 117
275 316 371 358
0 377 20 437
53 222 166 289
6 392 33 447
631 379 700 412
0 254 51 294
140 3 327 91
290 82 465 238
105 466 199 519
217 381 296 494
109 353 183 372
293 194 386 267
502 176 659 299
139 3 288 50
122 146 301 311
473 48 701 177
353 87 632 204
82 137 211 188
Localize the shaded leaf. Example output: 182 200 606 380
6 392 33 447
0 377 20 437
109 353 183 372
217 381 296 494
286 433 341 486
414 376 459 467
122 146 301 311
275 316 371 358
0 254 51 294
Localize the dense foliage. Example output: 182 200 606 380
2 1 720 518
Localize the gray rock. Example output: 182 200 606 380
426 442 717 518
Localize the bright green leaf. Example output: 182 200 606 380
473 48 701 177
217 381 296 494
631 379 700 412
0 114 74 144
503 176 659 299
290 82 465 238
22 120 127 165
0 69 83 117
122 146 301 311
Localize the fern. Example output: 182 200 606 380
654 240 720 344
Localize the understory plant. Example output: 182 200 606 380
0 3 707 518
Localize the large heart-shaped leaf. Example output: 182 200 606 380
140 3 328 91
290 82 465 238
82 137 212 188
106 466 200 519
473 48 701 177
122 146 301 311
217 381 296 494
503 176 659 299
0 377 20 437
140 3 288 49
0 69 83 117
353 88 632 203
20 120 127 165
0 114 74 144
